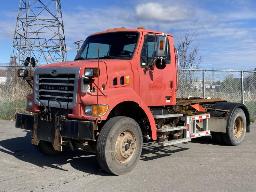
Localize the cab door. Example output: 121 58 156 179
138 34 176 106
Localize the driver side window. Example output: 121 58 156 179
141 35 157 67
141 35 170 68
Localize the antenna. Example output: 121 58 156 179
12 0 67 66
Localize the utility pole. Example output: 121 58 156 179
12 0 66 66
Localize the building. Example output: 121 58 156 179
0 69 7 84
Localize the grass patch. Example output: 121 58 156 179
0 82 31 120
244 101 256 122
0 99 26 120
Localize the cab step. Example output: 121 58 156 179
154 113 183 119
159 138 191 147
157 126 187 133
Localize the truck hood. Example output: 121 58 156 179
37 59 132 76
36 60 132 87
37 60 109 79
38 60 104 69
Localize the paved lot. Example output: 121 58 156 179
0 120 255 192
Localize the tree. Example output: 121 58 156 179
176 33 201 69
176 33 201 97
244 68 256 92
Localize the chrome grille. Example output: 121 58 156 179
34 68 78 108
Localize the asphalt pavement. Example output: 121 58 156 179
0 120 255 192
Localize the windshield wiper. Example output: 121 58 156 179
75 55 125 60
74 57 85 61
99 55 117 59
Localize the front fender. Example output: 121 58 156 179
78 87 157 140
103 88 157 140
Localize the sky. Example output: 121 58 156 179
0 0 256 70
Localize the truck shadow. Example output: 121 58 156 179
0 131 107 176
0 132 214 175
191 136 218 145
141 143 189 161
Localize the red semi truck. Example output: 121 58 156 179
16 27 250 175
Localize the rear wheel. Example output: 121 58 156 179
224 108 246 146
96 116 143 175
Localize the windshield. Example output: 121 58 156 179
75 32 139 60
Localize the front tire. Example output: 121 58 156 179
96 116 143 175
38 141 60 156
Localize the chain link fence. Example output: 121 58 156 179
178 69 256 121
0 66 255 121
0 66 29 120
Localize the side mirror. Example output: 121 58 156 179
24 57 36 67
156 35 167 58
155 58 166 69
17 68 29 78
155 35 167 69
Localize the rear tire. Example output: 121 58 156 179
96 116 143 175
38 141 60 156
224 108 246 146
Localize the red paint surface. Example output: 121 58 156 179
33 28 178 141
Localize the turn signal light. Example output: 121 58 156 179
85 104 109 117
159 40 164 50
125 75 130 85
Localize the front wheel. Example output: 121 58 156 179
38 141 61 156
96 116 143 175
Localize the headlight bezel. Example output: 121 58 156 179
84 68 100 78
84 104 109 117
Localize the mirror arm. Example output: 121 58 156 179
25 79 33 88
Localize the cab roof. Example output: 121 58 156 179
91 27 173 37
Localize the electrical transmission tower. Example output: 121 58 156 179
12 0 66 66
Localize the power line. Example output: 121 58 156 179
12 0 66 66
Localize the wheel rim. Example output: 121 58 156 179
233 116 244 139
115 130 137 164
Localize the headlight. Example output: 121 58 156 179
85 105 93 115
26 100 33 110
85 105 109 117
27 100 33 108
84 68 94 77
84 68 100 78
17 68 28 78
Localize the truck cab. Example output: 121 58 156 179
16 27 250 175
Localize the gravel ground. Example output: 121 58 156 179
0 120 255 192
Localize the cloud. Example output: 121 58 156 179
135 2 190 22
0 0 255 69
0 21 15 39
48 2 256 69
224 11 256 21
63 7 133 42
0 11 16 39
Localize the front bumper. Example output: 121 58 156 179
15 113 34 130
15 113 95 141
